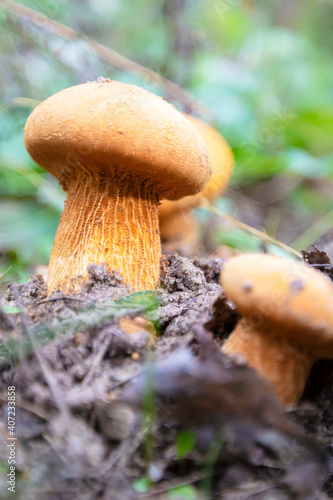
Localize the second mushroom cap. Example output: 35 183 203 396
221 253 333 358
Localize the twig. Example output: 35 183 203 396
202 201 302 260
36 296 94 306
27 334 71 418
291 207 333 251
12 285 71 419
82 334 112 386
108 369 144 391
16 397 49 421
220 479 284 498
0 97 40 111
101 414 143 474
308 263 333 268
0 0 212 118
0 266 12 281
140 470 214 498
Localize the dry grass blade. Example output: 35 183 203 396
12 285 71 418
0 97 40 111
202 201 302 259
0 0 212 118
291 208 333 251
0 266 11 281
139 470 208 498
82 334 113 387
0 292 159 362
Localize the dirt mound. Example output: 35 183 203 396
0 253 332 499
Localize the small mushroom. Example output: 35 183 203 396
24 79 211 293
220 253 333 406
158 113 234 254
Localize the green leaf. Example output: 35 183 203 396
201 434 225 498
284 148 333 179
116 291 160 312
176 430 196 460
1 306 22 314
211 228 260 252
167 484 198 499
133 476 151 493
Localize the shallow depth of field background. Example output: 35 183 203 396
1 0 333 287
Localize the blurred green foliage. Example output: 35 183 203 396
176 429 196 460
1 0 333 285
167 485 198 499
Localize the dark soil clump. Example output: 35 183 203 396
0 253 332 499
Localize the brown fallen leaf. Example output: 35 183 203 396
301 245 333 281
119 316 156 338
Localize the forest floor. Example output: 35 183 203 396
0 249 333 500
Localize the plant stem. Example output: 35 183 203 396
0 0 212 118
291 208 333 251
202 201 302 260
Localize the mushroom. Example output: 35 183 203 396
220 253 333 406
24 79 211 293
158 113 234 254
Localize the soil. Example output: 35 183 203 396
0 251 333 499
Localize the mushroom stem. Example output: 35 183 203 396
48 172 160 293
222 319 314 406
158 113 234 254
159 210 200 255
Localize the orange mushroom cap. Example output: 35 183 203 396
24 79 211 293
24 81 211 199
159 113 234 219
221 253 333 358
220 253 333 406
158 114 234 255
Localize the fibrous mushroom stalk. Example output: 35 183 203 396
159 209 200 255
222 319 314 406
48 170 160 293
159 113 234 254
